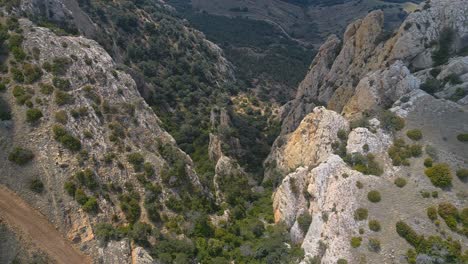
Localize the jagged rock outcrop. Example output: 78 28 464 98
266 107 348 180
269 1 468 263
280 0 468 135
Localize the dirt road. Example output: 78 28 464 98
0 185 92 264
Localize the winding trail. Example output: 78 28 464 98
0 185 92 264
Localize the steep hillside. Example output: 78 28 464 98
266 0 468 262
0 1 299 263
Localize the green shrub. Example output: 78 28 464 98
388 139 422 166
425 163 452 188
420 78 442 94
94 223 117 243
368 220 381 232
0 97 12 120
424 158 433 168
344 153 383 176
64 181 76 196
380 111 405 132
456 168 468 181
432 28 455 66
29 179 44 193
74 169 98 190
8 147 34 165
354 208 368 221
82 196 99 213
337 259 347 264
297 212 312 234
127 152 145 171
395 221 422 248
445 73 463 85
427 206 438 221
367 190 381 203
26 108 43 123
10 67 24 83
120 194 141 223
438 203 458 231
394 178 407 188
368 238 381 252
53 77 71 90
23 63 42 83
50 57 72 76
350 237 362 248
12 85 31 105
356 181 363 189
52 125 81 151
406 129 422 141
457 133 468 142
39 83 54 95
55 90 73 105
75 188 89 205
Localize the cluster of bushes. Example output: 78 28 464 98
343 153 383 176
52 125 82 151
12 85 33 105
8 146 34 165
380 111 405 132
396 220 465 262
119 192 141 224
388 138 422 166
437 203 467 235
368 220 381 232
424 163 452 188
64 168 99 213
456 168 468 181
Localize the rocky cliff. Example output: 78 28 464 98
269 0 468 263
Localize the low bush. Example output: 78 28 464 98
427 206 437 221
52 125 81 151
420 78 441 94
350 237 362 248
425 163 452 188
406 129 422 141
64 181 76 196
23 63 42 83
394 178 407 188
456 168 468 181
39 83 54 95
0 97 12 120
8 147 34 165
354 208 368 221
297 212 312 234
29 179 44 193
380 111 405 132
26 108 43 123
457 133 468 142
395 221 422 248
82 196 99 213
75 188 89 205
54 110 68 124
424 158 433 168
368 220 381 232
337 259 347 264
368 238 381 252
127 152 145 171
343 153 383 176
388 139 423 166
55 90 73 105
438 203 458 231
367 190 381 203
